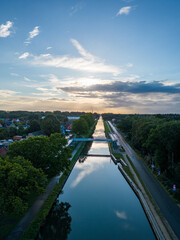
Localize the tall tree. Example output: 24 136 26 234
41 114 60 136
72 118 88 136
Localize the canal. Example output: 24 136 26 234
37 118 155 240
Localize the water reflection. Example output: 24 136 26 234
115 210 128 220
71 156 109 188
37 201 72 240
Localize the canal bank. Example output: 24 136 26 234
105 120 176 240
36 117 155 240
7 121 97 240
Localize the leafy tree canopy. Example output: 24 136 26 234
0 156 47 215
41 114 60 136
8 133 71 177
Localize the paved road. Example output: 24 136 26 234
108 121 180 239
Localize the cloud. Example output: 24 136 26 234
25 26 40 45
30 39 122 75
71 38 95 61
117 6 132 15
0 21 13 37
0 89 20 97
19 52 30 59
28 26 39 40
69 3 84 16
10 73 19 77
126 63 133 67
115 211 127 220
59 80 180 94
47 46 52 50
24 77 31 81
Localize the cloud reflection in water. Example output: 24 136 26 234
71 156 109 188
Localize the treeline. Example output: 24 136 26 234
0 111 99 140
0 110 84 121
116 114 180 200
0 110 99 122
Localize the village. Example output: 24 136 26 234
0 115 80 158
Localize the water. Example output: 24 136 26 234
37 118 155 240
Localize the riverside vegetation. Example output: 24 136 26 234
0 112 96 240
103 113 180 202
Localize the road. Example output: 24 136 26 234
108 121 180 239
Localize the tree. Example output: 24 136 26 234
29 119 41 132
9 127 17 138
72 118 88 136
41 114 60 136
0 156 47 215
0 128 8 140
17 125 25 136
81 113 94 128
8 133 71 177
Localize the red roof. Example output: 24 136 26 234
0 146 8 157
13 136 22 140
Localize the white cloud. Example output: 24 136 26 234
71 38 95 61
30 39 122 75
24 41 31 45
126 63 133 67
47 46 52 50
28 26 39 40
19 52 30 59
24 77 31 81
0 89 20 97
0 21 13 37
25 26 40 45
10 73 19 77
117 6 132 15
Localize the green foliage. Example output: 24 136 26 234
0 128 8 140
8 133 71 177
116 115 180 200
9 127 17 138
29 120 41 133
40 114 60 136
81 113 94 128
72 118 89 136
0 156 47 215
72 113 95 136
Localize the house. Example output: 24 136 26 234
13 135 23 141
0 144 8 157
27 131 45 138
67 116 80 123
22 124 30 129
6 122 16 128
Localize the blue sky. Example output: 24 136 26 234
0 0 180 113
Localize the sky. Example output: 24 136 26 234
0 0 180 114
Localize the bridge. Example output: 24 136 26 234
73 138 113 142
67 137 117 147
